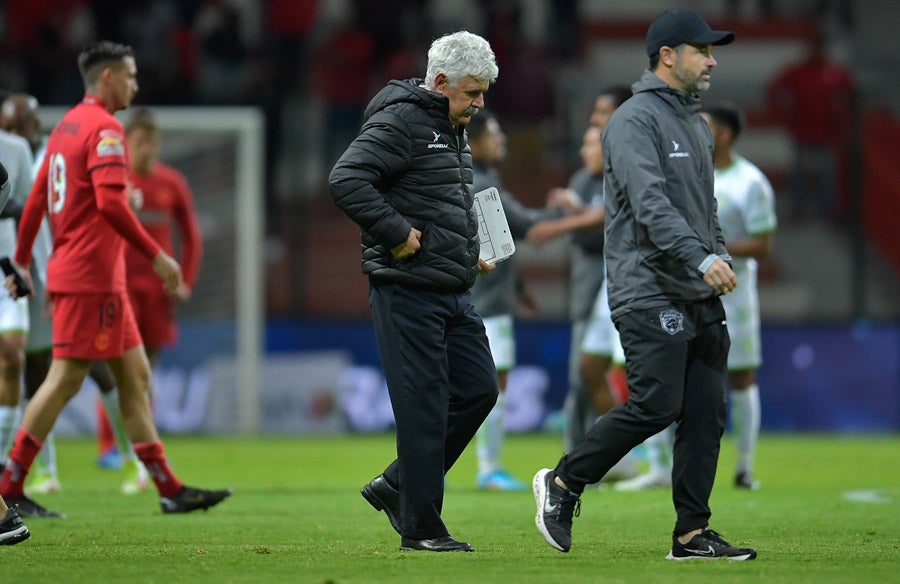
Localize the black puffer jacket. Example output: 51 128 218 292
329 79 480 291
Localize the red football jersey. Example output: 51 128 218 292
126 162 202 292
16 96 160 293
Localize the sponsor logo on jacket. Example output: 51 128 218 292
428 130 449 149
668 139 690 158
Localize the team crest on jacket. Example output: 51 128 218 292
659 309 684 335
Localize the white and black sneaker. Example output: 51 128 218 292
0 507 30 545
666 528 757 561
533 468 581 553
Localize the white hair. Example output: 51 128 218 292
424 31 499 89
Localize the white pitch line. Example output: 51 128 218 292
842 490 892 504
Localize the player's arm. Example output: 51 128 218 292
727 173 777 260
0 161 10 213
13 154 50 270
0 198 24 220
171 171 203 295
93 166 181 293
7 157 49 297
725 231 773 260
89 125 182 293
527 207 604 245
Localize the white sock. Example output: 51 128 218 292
476 392 504 476
39 431 58 475
731 384 760 475
98 389 137 462
645 424 674 475
0 405 19 466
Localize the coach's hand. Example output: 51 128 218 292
703 258 737 296
391 227 422 260
152 250 183 294
477 258 496 275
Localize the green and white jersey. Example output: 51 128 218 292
714 155 776 370
713 155 777 283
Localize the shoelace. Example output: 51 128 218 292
702 529 727 544
694 528 741 552
557 494 581 524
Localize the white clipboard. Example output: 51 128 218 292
474 187 516 264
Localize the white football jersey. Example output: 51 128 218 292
714 155 777 282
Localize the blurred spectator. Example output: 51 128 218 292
312 10 376 169
489 36 555 122
119 1 184 104
547 0 579 58
380 42 427 84
265 0 319 94
357 0 424 58
767 30 854 222
193 0 285 218
425 0 487 38
4 0 93 104
725 0 775 20
816 0 853 31
194 1 253 103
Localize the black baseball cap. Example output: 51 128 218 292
646 9 735 57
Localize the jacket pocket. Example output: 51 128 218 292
392 221 431 268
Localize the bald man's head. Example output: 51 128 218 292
1 94 41 151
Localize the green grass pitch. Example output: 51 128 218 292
3 433 897 583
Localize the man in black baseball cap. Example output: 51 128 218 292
646 9 735 57
532 7 758 563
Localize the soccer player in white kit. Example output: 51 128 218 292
702 102 777 490
0 129 33 475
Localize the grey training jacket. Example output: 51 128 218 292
602 69 729 319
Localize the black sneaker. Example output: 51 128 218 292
361 474 401 535
533 468 580 553
735 471 761 491
160 486 232 514
6 494 66 518
666 528 757 561
0 507 30 545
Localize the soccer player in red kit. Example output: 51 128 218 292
0 41 231 518
94 107 203 466
124 108 202 361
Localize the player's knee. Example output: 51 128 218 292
0 343 25 372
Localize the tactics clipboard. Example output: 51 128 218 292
474 187 516 264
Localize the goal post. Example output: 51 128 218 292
36 105 265 434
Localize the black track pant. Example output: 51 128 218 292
370 282 498 540
555 296 729 535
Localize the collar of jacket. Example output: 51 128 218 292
363 78 453 124
632 69 702 116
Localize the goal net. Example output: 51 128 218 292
36 106 265 434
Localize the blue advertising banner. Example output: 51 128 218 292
57 319 897 436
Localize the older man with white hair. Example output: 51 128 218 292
330 31 500 552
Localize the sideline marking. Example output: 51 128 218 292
842 490 891 504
